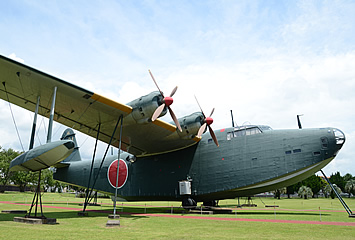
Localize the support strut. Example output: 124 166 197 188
81 115 124 213
320 170 354 217
29 96 40 150
47 87 57 143
82 123 101 212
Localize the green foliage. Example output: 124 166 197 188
273 187 286 199
288 174 326 198
343 173 353 182
41 168 56 191
345 179 355 198
0 147 21 192
329 171 346 192
11 170 37 192
323 184 342 199
297 185 313 199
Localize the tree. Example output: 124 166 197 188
298 186 313 199
329 172 345 192
345 179 355 198
41 168 56 192
324 183 342 199
0 147 21 193
286 185 295 198
302 174 326 197
287 174 326 198
343 173 353 182
273 187 286 199
11 170 37 192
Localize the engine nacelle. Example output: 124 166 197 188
126 91 167 124
177 112 204 139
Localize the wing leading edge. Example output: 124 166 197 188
0 55 200 157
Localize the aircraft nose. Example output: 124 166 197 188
333 128 345 150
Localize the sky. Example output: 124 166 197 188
0 0 355 176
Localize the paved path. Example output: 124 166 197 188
1 201 354 226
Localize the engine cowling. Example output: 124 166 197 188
177 112 204 139
126 91 167 124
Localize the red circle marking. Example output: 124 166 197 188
107 159 128 188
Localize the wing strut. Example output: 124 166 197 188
82 123 101 213
47 87 57 143
29 96 40 150
80 114 124 215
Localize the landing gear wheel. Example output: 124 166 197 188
203 200 217 207
182 198 197 209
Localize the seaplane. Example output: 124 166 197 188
0 54 346 210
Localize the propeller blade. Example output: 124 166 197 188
197 123 207 138
209 108 215 117
208 125 219 147
151 103 166 122
194 95 206 118
168 106 182 132
149 70 181 131
170 86 178 97
149 70 164 97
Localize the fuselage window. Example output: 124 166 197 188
313 151 321 156
227 127 261 140
285 150 292 155
293 149 302 153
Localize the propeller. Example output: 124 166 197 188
195 96 219 147
149 70 182 132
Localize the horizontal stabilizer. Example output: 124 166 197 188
9 140 75 172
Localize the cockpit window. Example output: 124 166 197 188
227 127 261 140
258 125 273 131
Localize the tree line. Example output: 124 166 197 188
277 171 355 199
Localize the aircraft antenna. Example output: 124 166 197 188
297 114 303 129
230 110 235 128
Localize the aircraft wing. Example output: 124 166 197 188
0 55 200 157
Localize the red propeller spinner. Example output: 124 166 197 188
195 96 219 147
149 70 182 132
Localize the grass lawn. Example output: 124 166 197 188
0 192 354 239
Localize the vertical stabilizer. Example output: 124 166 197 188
61 128 81 162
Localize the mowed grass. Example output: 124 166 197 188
0 192 354 240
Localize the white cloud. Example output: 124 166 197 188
1 0 355 176
7 53 24 63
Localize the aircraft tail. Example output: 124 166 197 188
60 128 81 162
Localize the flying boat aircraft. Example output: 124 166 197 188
0 55 346 208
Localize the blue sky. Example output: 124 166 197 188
1 0 355 176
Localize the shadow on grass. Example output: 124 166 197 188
1 203 331 223
0 209 148 223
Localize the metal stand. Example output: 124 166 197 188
320 170 354 217
26 170 45 219
113 115 124 217
107 115 124 227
